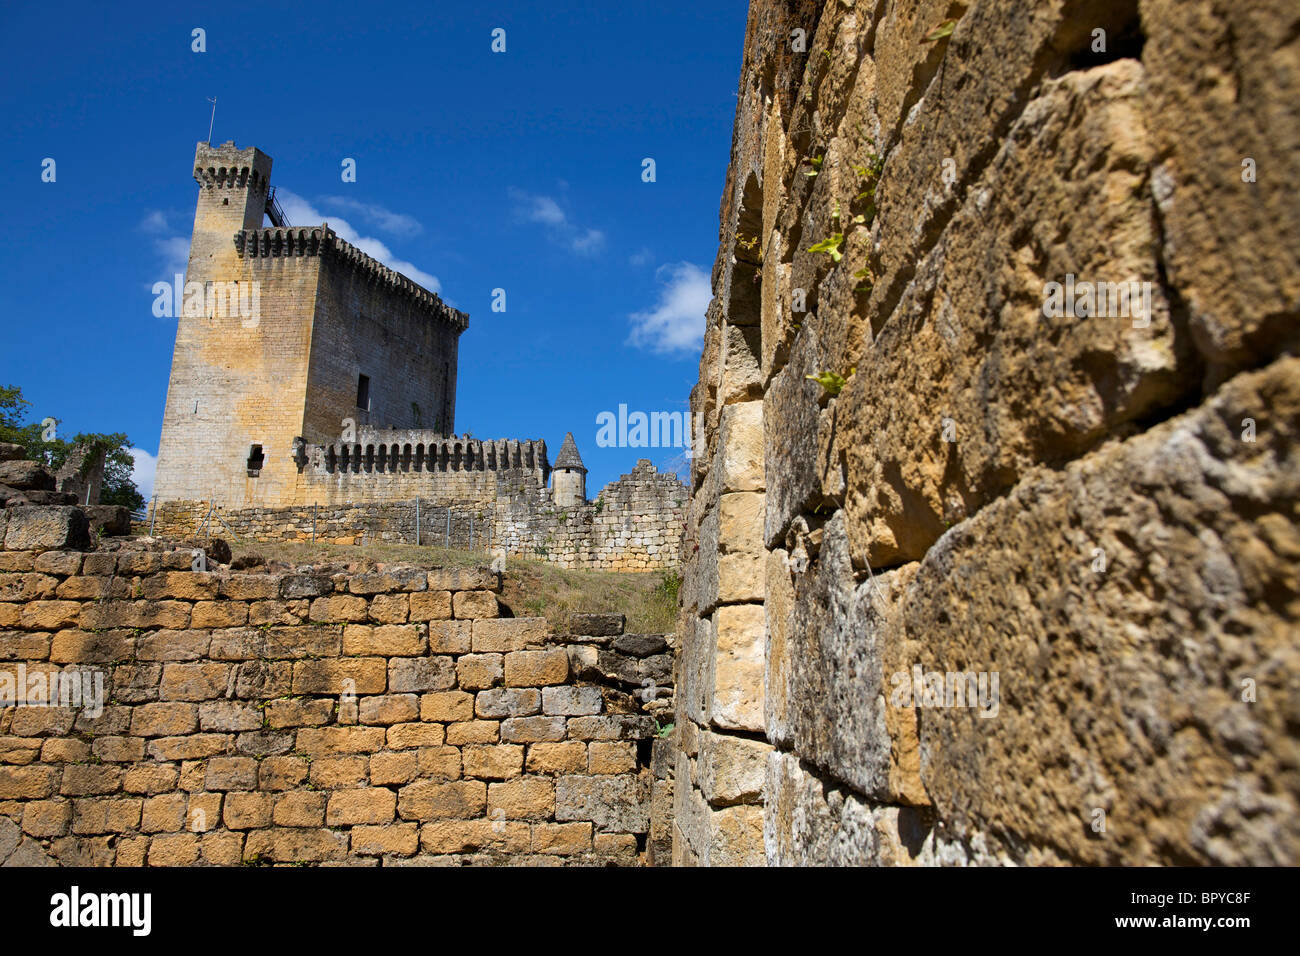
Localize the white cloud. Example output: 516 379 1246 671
509 188 605 256
129 447 157 500
627 262 711 355
629 247 653 267
316 196 423 237
156 236 191 280
141 211 190 293
571 228 606 254
277 190 441 292
140 210 170 233
522 194 566 226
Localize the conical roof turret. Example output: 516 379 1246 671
553 432 586 471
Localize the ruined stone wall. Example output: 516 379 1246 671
494 461 688 571
676 0 1299 865
0 511 671 866
150 461 688 573
149 500 500 551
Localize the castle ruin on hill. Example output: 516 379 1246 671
149 142 685 570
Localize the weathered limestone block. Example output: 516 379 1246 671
475 688 541 718
710 604 765 733
540 686 601 717
555 775 649 833
526 741 587 775
409 590 452 621
902 356 1300 865
1140 0 1300 378
765 751 919 867
504 649 569 687
453 591 499 619
679 616 715 727
846 59 1188 569
698 730 770 807
3 507 90 552
243 827 349 863
343 624 425 657
291 658 387 696
763 327 828 548
472 617 547 653
785 513 924 804
715 401 764 493
398 779 486 820
348 568 427 594
0 460 54 491
388 656 456 693
427 568 499 592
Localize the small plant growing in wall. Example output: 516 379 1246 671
806 366 855 398
809 231 845 262
922 18 959 43
853 264 875 295
850 151 885 227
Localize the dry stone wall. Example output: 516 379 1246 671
0 515 672 866
676 0 1299 865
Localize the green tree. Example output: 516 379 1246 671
0 385 31 441
0 384 146 511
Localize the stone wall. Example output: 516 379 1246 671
675 0 1299 865
150 460 688 573
0 513 673 866
494 461 688 571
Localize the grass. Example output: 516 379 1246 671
501 561 679 635
224 539 680 635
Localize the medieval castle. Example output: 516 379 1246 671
149 142 686 570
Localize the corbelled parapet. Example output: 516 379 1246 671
297 430 548 479
193 140 271 194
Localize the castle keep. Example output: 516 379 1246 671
155 142 465 508
152 142 685 570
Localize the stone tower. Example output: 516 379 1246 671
153 141 467 509
551 432 586 507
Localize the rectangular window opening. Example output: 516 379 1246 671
357 373 371 410
246 444 265 478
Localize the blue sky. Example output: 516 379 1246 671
0 0 746 496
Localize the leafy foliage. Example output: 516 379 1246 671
922 18 958 43
806 366 856 398
0 384 145 510
809 232 845 262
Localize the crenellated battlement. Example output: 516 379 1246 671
296 430 548 479
234 226 329 258
233 226 468 330
193 141 271 194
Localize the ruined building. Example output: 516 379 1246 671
151 142 685 569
